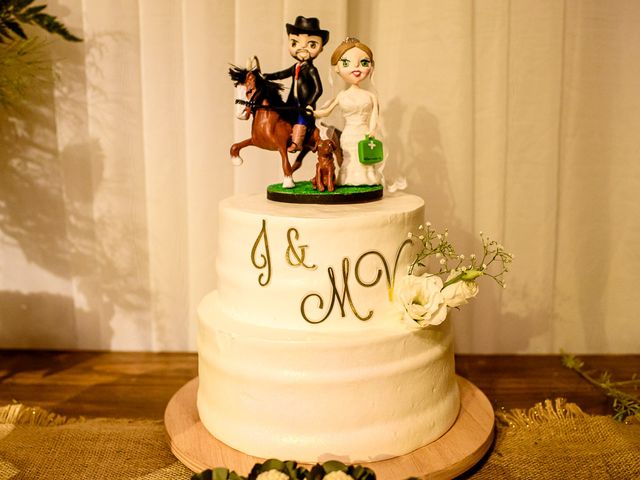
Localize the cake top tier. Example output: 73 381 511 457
214 192 424 332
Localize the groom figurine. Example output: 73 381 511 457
265 16 329 152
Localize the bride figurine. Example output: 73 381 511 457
312 37 383 186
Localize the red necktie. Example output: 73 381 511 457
295 63 301 79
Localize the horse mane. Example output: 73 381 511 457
256 74 285 107
228 65 249 85
228 65 285 107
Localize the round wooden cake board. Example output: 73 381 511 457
165 376 494 480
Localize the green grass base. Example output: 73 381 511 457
266 181 383 204
267 181 382 195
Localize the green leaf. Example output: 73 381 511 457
191 468 245 480
308 464 324 480
347 465 377 480
460 269 483 281
320 460 348 473
309 461 376 480
25 5 46 15
15 0 37 10
246 459 306 480
4 19 27 39
192 470 213 480
248 459 283 480
259 459 286 472
0 0 82 42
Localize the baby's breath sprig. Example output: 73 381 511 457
474 231 514 289
407 222 457 276
407 223 513 289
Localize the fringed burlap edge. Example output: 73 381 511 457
0 402 167 429
0 402 83 427
496 397 588 428
0 398 597 430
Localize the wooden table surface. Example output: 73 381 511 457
1 351 638 420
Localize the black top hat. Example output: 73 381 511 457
286 16 330 45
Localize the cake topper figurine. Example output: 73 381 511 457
264 16 329 153
229 16 329 189
229 56 321 188
311 138 337 192
311 37 384 186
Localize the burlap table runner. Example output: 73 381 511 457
1 399 639 479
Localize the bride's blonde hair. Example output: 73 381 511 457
330 37 374 66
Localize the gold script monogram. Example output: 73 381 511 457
250 220 414 324
250 219 271 286
301 239 414 324
251 221 316 287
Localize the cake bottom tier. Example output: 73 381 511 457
197 292 461 463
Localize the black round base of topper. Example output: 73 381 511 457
266 181 383 204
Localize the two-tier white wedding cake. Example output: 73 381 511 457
196 192 460 462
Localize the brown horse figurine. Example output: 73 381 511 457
229 57 320 188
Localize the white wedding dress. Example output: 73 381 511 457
335 88 383 186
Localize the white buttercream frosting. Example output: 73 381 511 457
215 193 425 331
197 192 460 462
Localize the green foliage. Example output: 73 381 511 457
191 467 245 480
0 0 81 109
0 0 81 43
247 459 307 480
193 460 378 480
562 353 640 422
0 36 48 108
309 461 376 480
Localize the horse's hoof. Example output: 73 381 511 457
231 156 243 166
282 176 295 188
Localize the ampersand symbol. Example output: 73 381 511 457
285 228 317 270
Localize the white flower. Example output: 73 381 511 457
393 274 448 327
441 271 479 308
256 470 290 480
323 472 354 480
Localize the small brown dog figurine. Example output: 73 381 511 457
311 138 337 192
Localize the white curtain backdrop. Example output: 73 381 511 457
1 0 638 353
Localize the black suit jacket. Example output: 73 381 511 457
264 61 323 109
